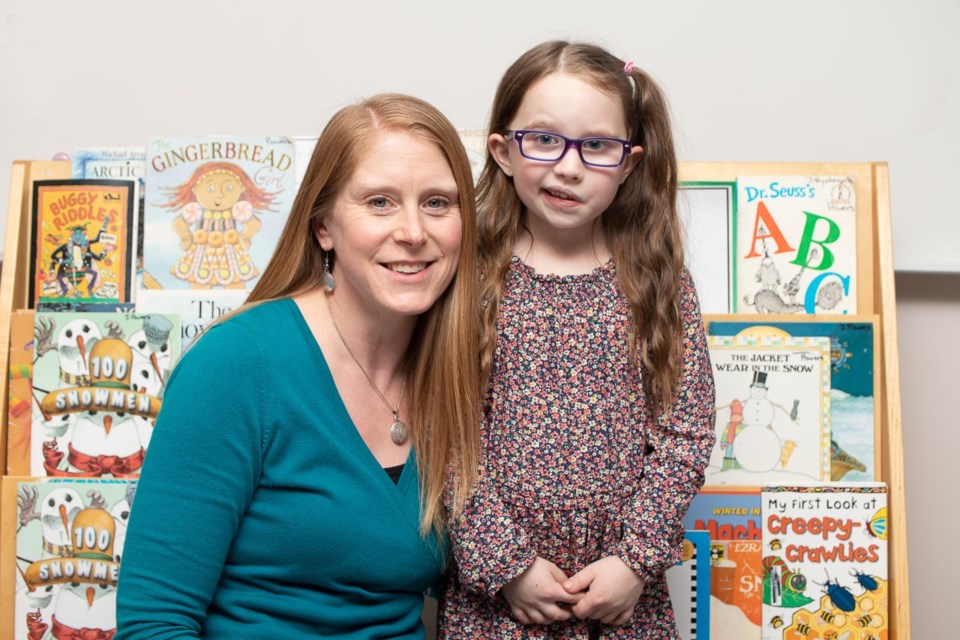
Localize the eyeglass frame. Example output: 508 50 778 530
505 129 634 168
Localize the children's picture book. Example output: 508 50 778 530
707 335 832 486
71 147 145 189
136 289 248 351
679 181 736 314
667 529 711 640
29 180 138 309
706 314 879 481
2 476 136 640
684 488 763 640
143 136 295 290
72 147 148 289
7 311 35 475
31 312 180 477
735 175 857 315
761 483 888 640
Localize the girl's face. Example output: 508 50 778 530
315 130 463 321
192 172 244 211
489 72 642 244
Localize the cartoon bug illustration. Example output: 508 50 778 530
851 568 879 592
865 507 888 540
816 571 856 612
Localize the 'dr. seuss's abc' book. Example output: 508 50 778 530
143 136 295 290
30 312 180 477
29 180 138 309
736 175 857 315
760 484 888 640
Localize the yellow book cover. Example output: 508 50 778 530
29 180 138 309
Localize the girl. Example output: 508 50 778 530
163 161 276 288
441 41 716 639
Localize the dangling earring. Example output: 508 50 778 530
322 251 335 293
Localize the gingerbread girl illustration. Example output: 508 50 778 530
162 162 278 288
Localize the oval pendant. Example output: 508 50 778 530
390 420 408 446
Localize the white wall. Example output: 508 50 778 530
0 0 957 271
2 2 956 637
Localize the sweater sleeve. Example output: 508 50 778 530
613 271 716 583
447 460 537 598
115 319 268 639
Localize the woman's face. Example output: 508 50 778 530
316 130 463 320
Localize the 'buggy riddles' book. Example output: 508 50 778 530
29 180 138 308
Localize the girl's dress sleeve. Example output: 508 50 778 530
115 320 267 639
446 457 537 598
613 271 716 583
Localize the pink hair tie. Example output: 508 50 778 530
624 60 634 74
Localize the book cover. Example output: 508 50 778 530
667 530 711 640
684 488 763 639
29 180 138 308
736 176 857 315
707 335 831 486
761 484 888 640
143 136 295 290
7 311 35 475
679 181 736 314
136 289 248 350
72 147 148 288
3 476 136 640
31 312 180 477
706 314 879 481
71 147 145 188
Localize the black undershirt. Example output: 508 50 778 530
383 463 404 484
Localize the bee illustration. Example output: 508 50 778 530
769 615 784 629
769 538 782 550
857 613 874 627
795 621 811 634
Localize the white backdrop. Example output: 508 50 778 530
0 0 957 271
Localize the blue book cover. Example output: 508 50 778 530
707 314 878 481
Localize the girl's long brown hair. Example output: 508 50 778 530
478 41 686 413
226 94 480 537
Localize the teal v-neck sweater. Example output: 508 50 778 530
116 298 443 639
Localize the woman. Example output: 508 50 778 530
116 94 480 639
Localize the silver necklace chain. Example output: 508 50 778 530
326 298 409 445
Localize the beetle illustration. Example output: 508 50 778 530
851 568 879 592
817 571 856 612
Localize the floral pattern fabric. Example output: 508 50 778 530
441 256 716 639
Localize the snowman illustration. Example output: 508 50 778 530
727 371 797 473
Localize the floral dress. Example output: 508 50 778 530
441 257 716 639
